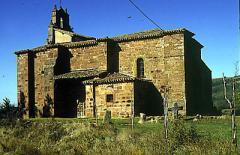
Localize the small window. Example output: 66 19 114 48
106 94 113 102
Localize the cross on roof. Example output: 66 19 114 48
168 103 183 119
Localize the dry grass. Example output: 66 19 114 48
0 118 239 154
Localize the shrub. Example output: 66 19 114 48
168 120 201 153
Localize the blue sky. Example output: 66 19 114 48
0 0 239 104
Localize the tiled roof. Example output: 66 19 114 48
15 40 98 55
83 73 136 84
61 40 98 48
54 69 106 80
108 28 194 42
15 28 194 55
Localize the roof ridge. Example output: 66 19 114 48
54 69 106 80
15 28 195 55
98 28 194 42
73 68 99 71
116 72 136 78
15 40 98 55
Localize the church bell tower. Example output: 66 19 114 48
47 5 73 44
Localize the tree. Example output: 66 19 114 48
222 61 239 148
0 98 16 119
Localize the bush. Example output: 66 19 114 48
168 120 200 153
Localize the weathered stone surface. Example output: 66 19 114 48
85 82 134 118
70 42 107 71
15 8 213 118
118 34 186 114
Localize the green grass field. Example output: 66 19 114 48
0 117 239 154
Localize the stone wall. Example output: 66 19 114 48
16 30 212 118
184 34 213 115
17 48 59 118
201 61 214 115
184 36 201 115
34 48 58 117
17 42 108 118
163 34 186 112
69 42 107 71
200 61 213 114
85 82 134 118
118 34 186 114
17 53 29 118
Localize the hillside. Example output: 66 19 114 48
212 77 240 115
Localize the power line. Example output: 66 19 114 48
128 0 163 31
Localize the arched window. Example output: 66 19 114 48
137 58 144 78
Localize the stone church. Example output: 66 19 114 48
15 5 213 118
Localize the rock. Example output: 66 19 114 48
219 115 227 119
159 116 164 120
138 113 146 124
196 114 202 119
193 118 198 122
154 116 160 123
150 118 154 123
146 116 153 121
103 110 111 124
